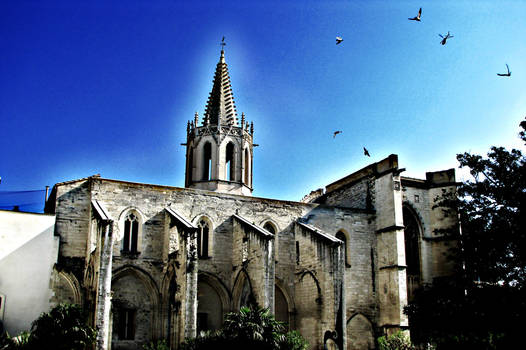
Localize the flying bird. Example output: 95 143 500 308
336 36 343 45
363 147 370 157
408 8 422 21
439 32 453 45
333 131 342 138
497 64 511 77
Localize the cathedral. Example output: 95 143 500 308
44 48 458 350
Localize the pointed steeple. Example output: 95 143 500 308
203 49 238 126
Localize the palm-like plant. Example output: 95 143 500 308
222 306 285 347
180 305 308 350
29 304 96 350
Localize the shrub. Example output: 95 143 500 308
378 331 415 350
29 304 96 350
143 339 170 350
179 305 308 350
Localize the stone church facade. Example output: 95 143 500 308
44 49 458 350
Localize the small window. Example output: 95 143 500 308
296 241 300 265
118 309 136 340
336 231 351 267
123 213 139 253
203 142 212 181
197 220 210 258
263 223 275 235
414 194 420 203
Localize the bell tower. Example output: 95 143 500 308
184 47 254 196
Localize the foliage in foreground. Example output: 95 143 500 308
143 339 170 350
1 304 95 350
377 331 416 350
180 306 308 350
405 118 526 350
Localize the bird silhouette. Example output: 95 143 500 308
363 147 370 157
333 131 342 138
336 36 343 45
408 8 422 21
439 32 453 45
497 64 511 77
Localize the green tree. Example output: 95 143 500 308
405 118 526 349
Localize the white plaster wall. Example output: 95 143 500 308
0 210 58 335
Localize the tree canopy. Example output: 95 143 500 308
405 118 526 349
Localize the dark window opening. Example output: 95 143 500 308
296 241 300 265
118 309 136 340
263 223 275 234
123 213 139 253
198 220 210 258
226 143 235 181
188 149 194 184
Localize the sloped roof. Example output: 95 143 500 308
233 214 273 239
91 199 112 221
165 207 197 231
296 222 343 244
204 50 238 126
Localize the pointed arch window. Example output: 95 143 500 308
336 231 351 267
123 213 139 253
244 148 250 185
197 220 210 258
225 142 235 181
403 206 422 300
203 142 212 181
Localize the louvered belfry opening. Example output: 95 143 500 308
204 50 238 127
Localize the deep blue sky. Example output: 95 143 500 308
1 0 525 211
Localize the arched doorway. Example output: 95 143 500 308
274 286 288 326
197 275 228 334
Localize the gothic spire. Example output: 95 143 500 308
204 48 238 126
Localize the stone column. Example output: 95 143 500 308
95 222 114 350
184 230 198 339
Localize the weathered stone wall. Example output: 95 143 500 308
51 178 379 349
48 170 458 350
322 178 373 210
54 180 92 258
402 179 458 285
